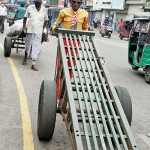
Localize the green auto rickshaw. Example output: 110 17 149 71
6 4 19 26
128 12 150 84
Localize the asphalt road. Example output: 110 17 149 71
0 24 150 150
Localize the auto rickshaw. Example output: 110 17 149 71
47 7 62 35
128 12 150 83
119 19 133 40
6 4 19 26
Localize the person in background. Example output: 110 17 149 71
97 19 101 28
93 17 98 28
26 4 30 8
114 19 118 31
104 17 110 26
53 0 88 31
15 3 26 20
22 0 48 71
53 0 88 108
118 19 123 33
0 3 7 33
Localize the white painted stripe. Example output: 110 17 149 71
95 39 127 48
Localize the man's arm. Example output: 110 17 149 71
23 17 27 29
82 13 88 31
52 10 64 31
23 6 29 29
43 20 48 30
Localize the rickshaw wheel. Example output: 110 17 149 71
132 66 139 70
37 80 57 141
4 37 12 57
101 33 104 37
115 86 132 126
144 67 150 84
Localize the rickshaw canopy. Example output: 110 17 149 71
7 4 19 20
6 4 19 9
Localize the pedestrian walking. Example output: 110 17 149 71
0 4 7 33
53 0 88 107
118 19 123 33
15 3 26 20
97 19 101 28
22 0 48 71
114 19 118 31
93 17 98 28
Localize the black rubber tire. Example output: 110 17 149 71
4 37 12 57
108 33 111 38
144 67 150 84
115 86 132 125
119 34 123 40
132 66 139 70
37 80 56 141
101 34 104 37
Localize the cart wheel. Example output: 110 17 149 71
4 37 12 57
37 80 56 141
115 86 132 125
119 34 123 40
132 66 139 70
144 67 150 84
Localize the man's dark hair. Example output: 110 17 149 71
20 3 25 7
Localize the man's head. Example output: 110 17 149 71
70 0 83 11
34 0 42 8
20 3 25 7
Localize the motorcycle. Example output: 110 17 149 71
99 24 113 38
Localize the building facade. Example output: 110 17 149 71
126 0 147 19
50 0 148 25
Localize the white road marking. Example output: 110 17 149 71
95 38 127 49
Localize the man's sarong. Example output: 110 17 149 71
25 33 42 60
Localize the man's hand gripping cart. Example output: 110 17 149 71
37 29 138 150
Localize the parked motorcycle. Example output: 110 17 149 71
99 24 113 38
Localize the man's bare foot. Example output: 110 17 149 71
31 64 38 71
22 59 27 65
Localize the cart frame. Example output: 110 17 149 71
38 29 138 150
4 31 25 57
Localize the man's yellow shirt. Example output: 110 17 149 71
53 7 88 31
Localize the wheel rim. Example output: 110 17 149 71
145 69 150 82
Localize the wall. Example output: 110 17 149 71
127 4 144 19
